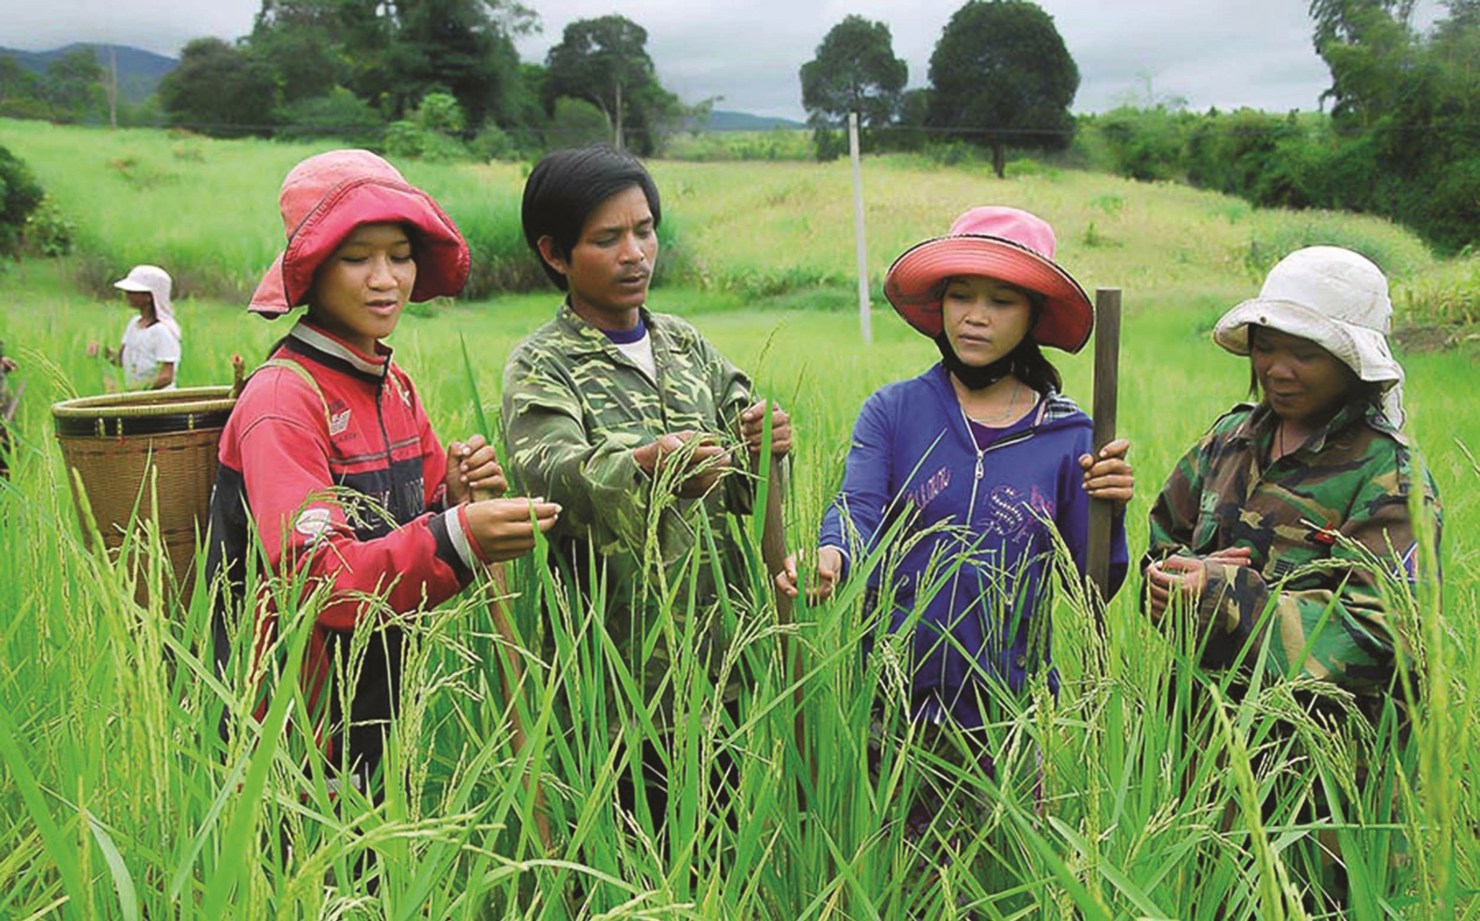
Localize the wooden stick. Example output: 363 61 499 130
758 460 808 779
470 473 552 852
481 560 553 852
1087 288 1122 601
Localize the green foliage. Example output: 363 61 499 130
0 48 107 123
543 14 680 155
544 96 612 150
247 0 534 132
273 87 385 145
0 144 43 256
1242 211 1435 280
22 195 73 257
927 0 1079 178
0 248 1476 916
466 124 528 162
413 91 465 136
157 38 277 138
660 129 814 163
42 48 107 123
1095 105 1190 182
799 15 908 150
810 126 846 162
381 119 469 163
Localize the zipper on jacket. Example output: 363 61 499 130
374 371 395 517
944 403 1042 657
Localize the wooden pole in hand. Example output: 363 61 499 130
756 423 805 775
1087 288 1122 601
474 500 554 853
458 335 551 852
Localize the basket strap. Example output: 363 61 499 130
255 358 331 429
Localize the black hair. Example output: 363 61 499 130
521 145 662 291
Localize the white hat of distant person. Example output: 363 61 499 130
113 264 181 340
1213 245 1405 426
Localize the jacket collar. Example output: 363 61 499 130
925 363 1079 432
554 301 660 364
1238 397 1405 453
286 320 390 383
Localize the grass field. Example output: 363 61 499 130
0 120 1477 919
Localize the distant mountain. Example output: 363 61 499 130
0 43 176 105
706 109 805 132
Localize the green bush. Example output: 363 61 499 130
275 88 386 146
545 97 612 151
0 144 43 256
22 195 73 256
415 92 466 137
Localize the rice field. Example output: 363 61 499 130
0 119 1476 919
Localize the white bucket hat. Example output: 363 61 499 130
114 264 181 341
1213 246 1404 426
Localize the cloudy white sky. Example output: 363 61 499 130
0 0 1448 118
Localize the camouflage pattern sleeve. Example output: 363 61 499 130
1145 436 1207 563
501 343 652 551
1195 443 1441 695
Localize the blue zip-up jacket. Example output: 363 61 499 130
819 363 1128 727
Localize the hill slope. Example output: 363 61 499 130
0 43 175 105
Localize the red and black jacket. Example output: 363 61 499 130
206 321 483 771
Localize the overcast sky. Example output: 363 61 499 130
0 0 1448 118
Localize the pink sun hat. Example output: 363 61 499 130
882 206 1093 353
249 149 471 316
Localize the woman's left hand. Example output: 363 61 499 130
1079 437 1133 505
446 434 508 504
741 399 791 458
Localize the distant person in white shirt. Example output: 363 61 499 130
87 264 182 390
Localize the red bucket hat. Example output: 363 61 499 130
882 206 1093 353
249 149 471 316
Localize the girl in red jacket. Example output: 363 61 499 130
207 149 559 793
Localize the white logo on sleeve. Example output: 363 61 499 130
294 507 334 545
329 408 351 436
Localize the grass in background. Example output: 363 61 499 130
4 118 1473 331
0 121 1476 918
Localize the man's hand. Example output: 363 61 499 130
464 497 560 562
1144 547 1253 619
446 434 507 505
741 399 791 458
633 430 732 498
776 545 843 602
1079 438 1133 505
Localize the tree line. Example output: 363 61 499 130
799 0 1476 253
0 0 1473 252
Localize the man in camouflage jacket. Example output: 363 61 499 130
503 302 778 703
1145 398 1442 704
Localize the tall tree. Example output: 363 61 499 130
799 16 907 134
386 0 530 130
1306 0 1479 249
248 0 536 129
250 0 364 105
927 0 1079 177
1308 0 1421 127
157 38 278 137
44 48 107 122
543 15 678 153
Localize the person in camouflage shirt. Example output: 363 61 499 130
1144 246 1441 703
502 146 791 721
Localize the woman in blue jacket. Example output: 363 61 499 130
780 206 1133 731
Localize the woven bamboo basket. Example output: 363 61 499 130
53 386 237 598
